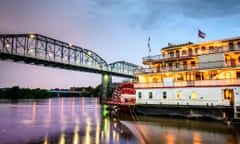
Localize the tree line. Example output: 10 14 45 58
0 85 102 99
0 86 50 99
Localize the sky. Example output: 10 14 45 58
0 0 240 89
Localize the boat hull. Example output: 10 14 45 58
134 104 234 121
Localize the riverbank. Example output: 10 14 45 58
0 86 50 99
0 85 102 99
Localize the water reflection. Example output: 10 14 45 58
32 101 36 122
0 97 239 144
47 98 52 126
0 97 137 144
121 115 240 144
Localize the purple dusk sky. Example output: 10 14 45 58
0 0 240 89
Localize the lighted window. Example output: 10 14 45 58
182 50 187 55
229 42 234 51
169 63 173 70
138 92 142 99
162 63 166 69
177 74 183 81
191 61 196 66
237 42 240 49
177 91 182 99
224 89 233 100
169 51 174 57
210 70 217 79
195 48 199 54
149 92 152 99
152 77 158 82
163 91 167 99
183 61 187 70
195 72 203 80
176 62 179 68
237 72 240 78
209 46 215 53
225 57 228 63
188 48 193 56
192 91 197 100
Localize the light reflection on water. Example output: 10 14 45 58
120 114 240 144
0 97 136 144
0 97 240 144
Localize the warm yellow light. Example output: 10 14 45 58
73 125 80 144
29 34 35 39
192 91 197 100
198 49 202 55
88 51 92 56
48 53 53 57
43 135 48 144
177 91 182 99
29 49 34 53
84 117 91 144
32 101 36 122
164 133 175 144
58 133 65 144
212 42 223 47
5 44 10 48
193 132 202 144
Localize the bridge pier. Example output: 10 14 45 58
100 73 112 104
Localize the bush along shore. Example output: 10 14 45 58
0 85 102 99
0 86 51 99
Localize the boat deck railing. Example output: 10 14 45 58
135 60 240 74
134 78 240 88
143 45 240 63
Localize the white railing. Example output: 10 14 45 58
143 45 240 63
134 79 240 88
135 60 240 74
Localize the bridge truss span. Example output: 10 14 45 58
109 61 141 76
0 34 109 72
0 33 140 78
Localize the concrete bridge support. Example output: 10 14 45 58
100 73 112 104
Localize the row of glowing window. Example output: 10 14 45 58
137 90 232 100
154 56 240 69
138 91 195 99
164 42 240 57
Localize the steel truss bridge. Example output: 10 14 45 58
0 34 140 77
0 33 141 100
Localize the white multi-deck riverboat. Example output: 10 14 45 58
107 36 240 122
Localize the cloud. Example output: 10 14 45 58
1 0 240 33
179 0 240 18
89 0 240 29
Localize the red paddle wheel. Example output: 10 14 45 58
105 82 136 105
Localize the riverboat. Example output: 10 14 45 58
107 36 240 122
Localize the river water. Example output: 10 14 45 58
0 97 239 144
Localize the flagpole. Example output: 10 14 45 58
148 36 151 57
